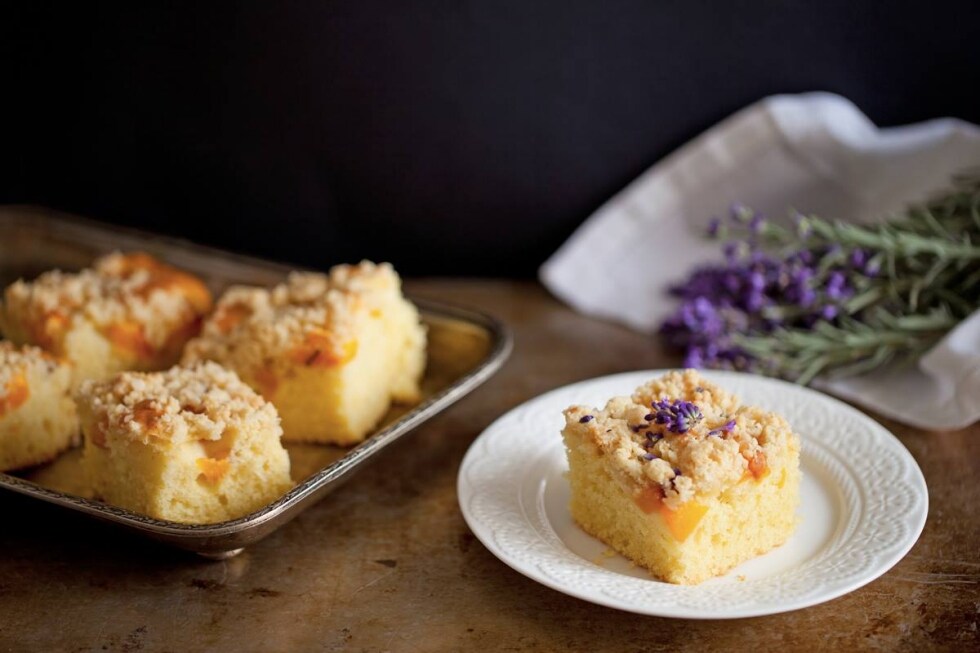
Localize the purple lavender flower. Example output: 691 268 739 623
660 202 866 375
706 217 721 238
650 399 703 434
820 304 839 320
682 346 705 368
745 290 766 312
708 419 736 436
722 242 741 262
790 249 814 265
799 288 818 307
849 248 868 268
825 271 853 302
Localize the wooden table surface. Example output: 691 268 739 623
1 280 977 652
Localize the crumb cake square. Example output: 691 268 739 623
0 342 78 471
562 370 801 585
182 261 426 446
76 361 293 524
0 252 213 383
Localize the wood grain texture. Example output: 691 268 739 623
0 280 976 652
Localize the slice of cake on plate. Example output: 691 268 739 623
0 252 213 383
76 361 293 523
0 342 78 471
182 261 426 446
561 369 800 584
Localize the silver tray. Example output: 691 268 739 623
0 206 512 557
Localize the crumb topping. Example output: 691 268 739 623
563 370 799 509
1 252 212 352
183 261 401 370
0 341 63 388
76 361 279 448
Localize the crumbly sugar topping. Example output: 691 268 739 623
563 370 798 509
1 252 212 349
183 261 401 369
0 340 63 388
76 361 278 448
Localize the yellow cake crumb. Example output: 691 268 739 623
0 342 78 471
182 261 426 445
0 252 213 383
561 370 801 585
76 361 293 524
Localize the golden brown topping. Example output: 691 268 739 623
76 361 279 449
1 252 212 354
183 261 400 373
33 311 70 351
96 252 212 314
131 399 163 432
563 370 798 509
213 303 253 334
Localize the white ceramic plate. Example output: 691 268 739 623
458 370 929 619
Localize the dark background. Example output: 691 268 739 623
2 1 978 277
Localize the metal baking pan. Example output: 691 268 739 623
0 206 512 557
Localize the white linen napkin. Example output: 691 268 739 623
540 92 980 430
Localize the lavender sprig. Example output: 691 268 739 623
660 173 980 383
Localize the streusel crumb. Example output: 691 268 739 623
0 252 212 382
76 361 275 450
563 369 795 510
